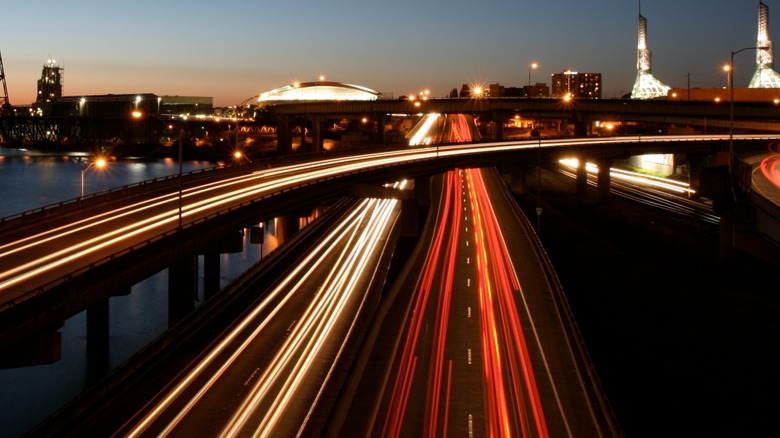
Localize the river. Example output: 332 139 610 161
0 147 275 436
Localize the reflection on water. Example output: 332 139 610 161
0 149 278 436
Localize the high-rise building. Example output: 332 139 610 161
630 8 669 99
551 70 601 99
36 59 63 105
749 1 780 88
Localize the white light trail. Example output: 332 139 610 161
559 158 695 194
127 182 405 437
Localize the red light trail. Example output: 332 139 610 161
381 168 549 437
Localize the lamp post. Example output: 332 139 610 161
729 46 767 173
528 62 538 97
81 158 106 199
178 123 185 229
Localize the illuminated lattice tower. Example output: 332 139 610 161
630 12 670 99
749 2 780 88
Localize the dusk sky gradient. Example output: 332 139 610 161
1 1 774 106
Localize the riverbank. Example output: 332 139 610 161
0 141 245 162
513 168 780 437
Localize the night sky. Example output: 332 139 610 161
1 1 773 106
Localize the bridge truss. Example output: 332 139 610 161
0 49 10 114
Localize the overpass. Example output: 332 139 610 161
3 96 780 157
0 135 778 367
261 97 780 152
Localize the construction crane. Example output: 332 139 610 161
0 48 10 114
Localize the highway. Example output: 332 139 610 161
2 134 773 309
3 133 778 437
2 133 777 437
558 158 721 224
341 168 617 437
112 184 404 437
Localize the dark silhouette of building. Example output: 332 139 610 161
50 94 213 118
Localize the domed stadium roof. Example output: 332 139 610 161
258 81 380 104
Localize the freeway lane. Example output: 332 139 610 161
347 168 617 437
114 186 403 437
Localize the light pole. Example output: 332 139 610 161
729 46 767 173
178 122 185 229
81 157 106 199
528 62 538 97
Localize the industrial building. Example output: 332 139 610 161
49 94 213 118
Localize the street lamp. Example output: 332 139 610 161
81 157 106 199
178 123 185 229
528 62 538 96
729 46 768 173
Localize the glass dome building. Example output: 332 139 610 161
258 81 381 105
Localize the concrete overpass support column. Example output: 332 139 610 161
400 175 431 237
719 209 736 260
399 199 421 237
495 112 505 141
576 158 589 194
299 121 308 152
276 215 300 245
502 164 528 194
596 158 612 202
86 297 110 372
414 174 431 207
573 114 590 136
311 115 323 153
686 153 707 196
471 116 479 142
203 251 220 300
276 117 293 154
377 113 387 145
168 254 198 326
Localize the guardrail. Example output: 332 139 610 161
5 136 780 310
0 156 431 313
0 165 221 227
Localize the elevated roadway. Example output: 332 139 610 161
264 97 780 136
1 135 778 363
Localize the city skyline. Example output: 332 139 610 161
0 1 773 107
